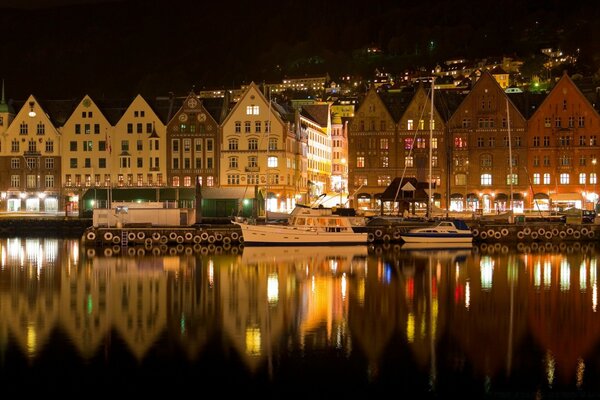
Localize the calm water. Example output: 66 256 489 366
1 237 600 398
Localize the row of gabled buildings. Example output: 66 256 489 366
0 68 598 217
349 70 600 214
0 81 347 216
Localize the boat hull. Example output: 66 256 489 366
400 233 473 244
235 222 368 245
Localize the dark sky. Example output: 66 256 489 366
0 0 598 101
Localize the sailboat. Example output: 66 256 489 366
400 78 473 245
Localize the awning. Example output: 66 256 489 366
534 192 549 200
550 192 582 202
450 193 464 199
495 193 508 201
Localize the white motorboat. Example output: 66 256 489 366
400 219 473 244
234 204 368 245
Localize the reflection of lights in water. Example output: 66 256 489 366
576 357 585 389
544 261 551 289
87 295 93 314
406 313 415 343
208 259 214 288
480 256 494 291
267 273 278 304
465 281 470 309
534 261 541 288
358 279 365 305
591 258 597 285
27 324 36 356
245 327 261 356
180 313 186 334
329 259 338 273
594 283 598 313
580 261 587 292
7 238 22 264
311 275 315 293
545 350 555 387
383 262 392 284
560 259 570 292
44 239 58 263
341 273 347 300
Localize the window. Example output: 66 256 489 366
244 121 251 133
477 137 484 147
533 173 540 184
407 120 413 130
83 141 93 152
580 155 586 166
377 175 391 186
267 156 278 168
183 139 191 152
248 139 258 150
381 156 389 168
70 141 77 151
195 139 202 152
579 173 586 184
543 136 550 147
45 158 54 169
543 156 550 166
533 156 539 166
268 138 277 151
533 136 540 147
10 175 19 187
235 122 241 133
579 116 585 128
481 154 492 167
248 156 257 167
172 176 180 187
405 156 413 167
481 173 492 186
70 158 77 168
560 173 569 184
121 140 129 152
380 138 388 150
227 174 240 184
246 105 259 115
37 123 45 135
183 176 191 187
357 157 365 168
11 139 19 153
432 155 438 167
137 140 143 151
544 117 551 127
404 138 414 150
506 174 518 185
11 158 20 169
46 140 54 153
45 175 54 188
555 117 561 128
229 157 238 168
431 138 438 149
255 121 261 133
455 174 466 186
591 173 597 184
543 173 551 184
228 139 238 150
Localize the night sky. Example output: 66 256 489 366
0 0 598 101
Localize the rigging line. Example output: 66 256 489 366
506 98 514 213
392 84 432 210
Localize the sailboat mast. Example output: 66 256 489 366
428 77 435 219
506 98 513 212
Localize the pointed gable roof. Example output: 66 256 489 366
529 72 600 121
300 104 330 127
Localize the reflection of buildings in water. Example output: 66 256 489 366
4 237 600 392
220 253 296 373
450 253 529 383
526 253 600 386
0 238 62 358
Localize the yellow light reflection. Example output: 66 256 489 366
534 261 541 288
267 273 278 304
560 259 570 292
208 259 214 288
593 283 597 313
357 278 365 305
545 350 555 387
480 256 494 291
26 324 36 355
406 313 415 343
580 261 587 292
544 261 551 289
341 273 347 300
465 281 470 309
576 357 585 389
245 327 261 356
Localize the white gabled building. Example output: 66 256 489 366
60 95 114 209
1 95 62 213
112 94 167 188
220 82 302 215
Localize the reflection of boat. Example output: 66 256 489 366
234 204 368 245
400 219 473 244
241 245 368 275
401 242 473 251
242 245 368 262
